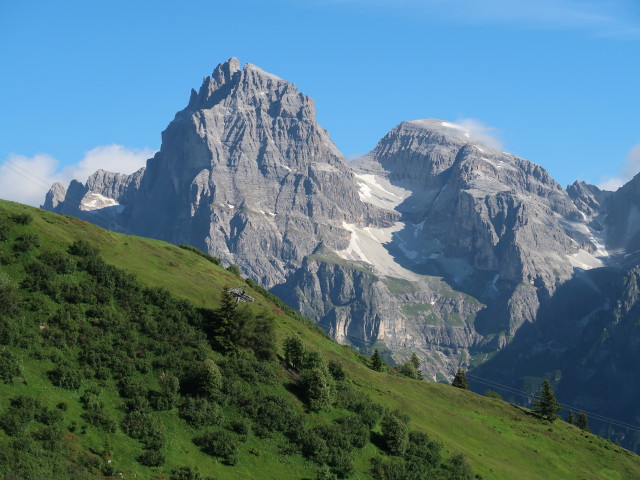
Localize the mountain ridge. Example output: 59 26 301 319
42 58 640 449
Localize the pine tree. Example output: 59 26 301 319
451 368 469 390
565 410 574 425
211 287 239 352
576 411 591 433
532 380 561 422
371 349 384 372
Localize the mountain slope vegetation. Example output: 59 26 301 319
0 199 638 480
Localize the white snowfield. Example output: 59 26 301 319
354 173 408 209
79 192 119 212
336 221 422 280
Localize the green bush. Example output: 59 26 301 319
0 349 22 383
226 264 242 276
82 405 116 432
11 213 33 225
48 364 84 390
228 418 251 435
38 250 76 274
194 430 239 465
171 466 204 480
21 261 55 291
299 367 335 411
0 219 11 241
245 395 301 435
179 397 223 428
406 431 442 469
121 410 166 449
381 412 409 456
138 448 166 467
13 233 40 252
328 360 346 381
68 239 99 257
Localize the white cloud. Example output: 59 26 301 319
597 145 640 191
0 145 154 207
305 0 640 37
457 118 504 150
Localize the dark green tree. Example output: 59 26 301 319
451 368 469 390
299 367 335 411
200 359 223 399
565 410 574 425
371 349 384 372
380 412 409 456
211 287 240 352
284 335 305 369
410 353 423 379
532 380 561 422
576 411 591 433
398 362 420 380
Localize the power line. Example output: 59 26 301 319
466 373 640 431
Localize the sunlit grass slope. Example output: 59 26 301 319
0 200 638 480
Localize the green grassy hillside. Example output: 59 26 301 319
0 200 638 480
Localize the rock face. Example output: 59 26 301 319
43 60 640 427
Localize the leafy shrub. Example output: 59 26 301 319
13 233 40 252
443 453 474 480
370 457 409 480
381 412 409 456
0 349 22 383
335 386 384 428
179 397 223 428
335 415 370 449
199 359 223 399
228 418 251 435
194 430 239 465
226 264 242 276
121 410 165 449
48 364 84 390
328 360 346 381
37 406 63 426
118 376 146 399
0 273 19 317
138 448 166 467
284 335 305 369
406 431 442 470
398 362 420 380
245 395 301 435
0 395 46 436
299 367 335 411
11 213 32 225
171 466 204 480
22 261 55 291
38 250 76 274
68 239 99 257
0 219 11 241
82 405 116 432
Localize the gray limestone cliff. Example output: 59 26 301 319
41 60 630 384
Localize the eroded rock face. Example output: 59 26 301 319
41 60 621 380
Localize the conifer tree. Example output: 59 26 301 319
532 380 561 422
371 349 384 372
565 410 574 425
451 368 470 390
576 411 591 433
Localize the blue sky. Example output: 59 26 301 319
1 0 639 205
